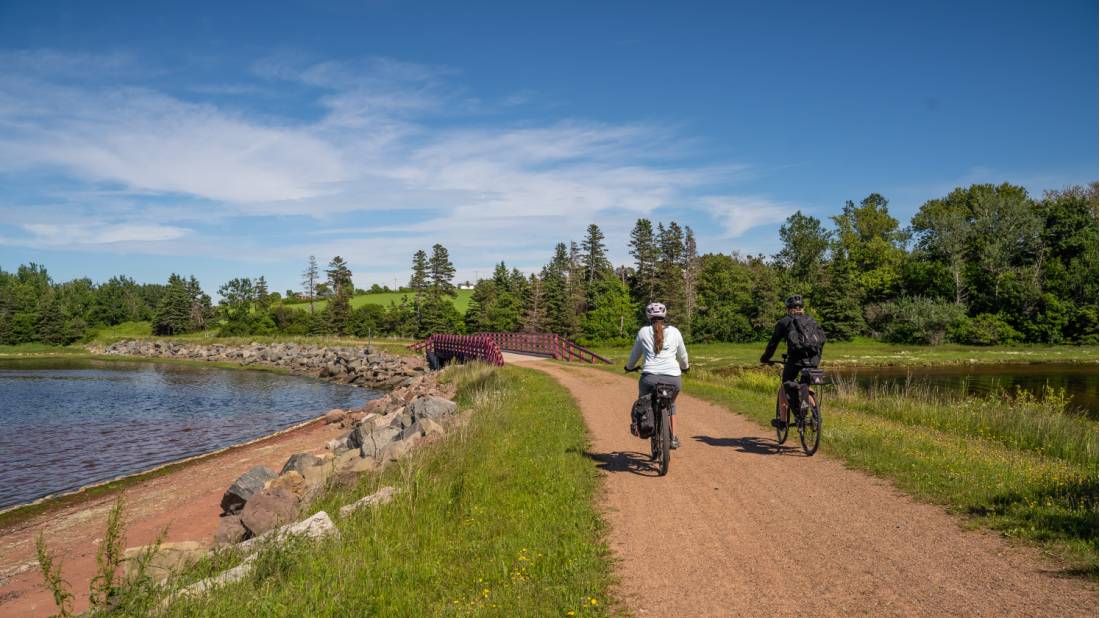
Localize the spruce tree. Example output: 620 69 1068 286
153 274 194 336
681 225 700 338
629 219 659 303
654 221 686 323
581 223 611 286
326 257 354 334
302 256 319 314
428 244 456 299
522 274 547 333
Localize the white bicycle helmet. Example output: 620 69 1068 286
645 302 667 319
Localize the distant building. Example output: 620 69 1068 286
457 281 475 290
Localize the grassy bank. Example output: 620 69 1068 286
589 338 1097 369
137 364 611 616
678 366 1098 571
284 289 475 314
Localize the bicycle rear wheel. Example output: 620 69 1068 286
799 397 821 456
774 390 789 445
657 407 671 476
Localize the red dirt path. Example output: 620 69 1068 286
532 361 1096 617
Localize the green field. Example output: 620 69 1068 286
99 364 613 616
589 337 1098 369
285 289 474 314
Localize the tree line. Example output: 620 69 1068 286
1 181 1095 347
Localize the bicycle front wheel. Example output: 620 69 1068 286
799 398 821 456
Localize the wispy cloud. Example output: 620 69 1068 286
702 196 796 237
0 49 776 285
20 222 191 246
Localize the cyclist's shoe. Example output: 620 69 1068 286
629 422 638 437
770 418 787 429
671 436 680 449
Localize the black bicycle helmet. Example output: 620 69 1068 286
785 295 804 309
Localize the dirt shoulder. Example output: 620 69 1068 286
0 418 346 617
535 363 1097 617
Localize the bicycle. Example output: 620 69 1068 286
763 355 824 456
625 367 679 476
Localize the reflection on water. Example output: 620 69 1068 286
0 358 378 509
827 363 1097 417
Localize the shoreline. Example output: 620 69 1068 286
0 413 331 530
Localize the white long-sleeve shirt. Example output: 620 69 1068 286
626 324 689 376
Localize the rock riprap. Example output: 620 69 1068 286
90 340 427 390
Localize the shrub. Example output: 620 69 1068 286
864 296 965 345
949 313 1023 345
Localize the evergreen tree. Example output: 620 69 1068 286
580 223 611 286
580 273 638 342
542 243 575 336
681 225 700 338
628 219 659 303
428 244 457 299
522 274 547 333
326 256 354 334
254 276 271 311
409 250 429 301
153 274 194 336
302 256 319 314
187 276 213 331
813 248 864 340
654 222 686 323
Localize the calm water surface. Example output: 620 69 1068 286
828 363 1097 417
0 358 377 509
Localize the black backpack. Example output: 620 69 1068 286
788 315 826 358
632 396 655 438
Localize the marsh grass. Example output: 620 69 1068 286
679 366 1099 571
146 363 612 616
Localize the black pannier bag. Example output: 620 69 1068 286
632 396 655 438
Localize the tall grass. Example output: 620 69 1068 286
150 363 612 616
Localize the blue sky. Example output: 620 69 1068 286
1 0 1096 294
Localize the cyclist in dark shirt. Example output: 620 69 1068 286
760 295 822 428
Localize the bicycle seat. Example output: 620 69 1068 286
655 384 677 399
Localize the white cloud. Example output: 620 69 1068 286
703 196 795 237
19 222 190 246
0 51 781 287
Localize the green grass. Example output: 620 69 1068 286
286 289 475 314
0 342 85 355
149 364 612 616
589 337 1098 370
663 365 1098 572
91 320 153 338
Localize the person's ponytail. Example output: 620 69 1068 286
653 318 665 352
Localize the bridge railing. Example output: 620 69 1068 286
409 333 504 367
478 332 612 365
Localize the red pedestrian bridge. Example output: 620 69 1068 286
409 332 612 367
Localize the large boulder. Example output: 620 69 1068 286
359 426 402 459
408 396 457 421
280 452 325 476
123 541 208 582
221 465 277 514
240 486 301 536
214 515 248 545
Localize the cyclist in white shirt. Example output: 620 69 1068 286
625 302 690 449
